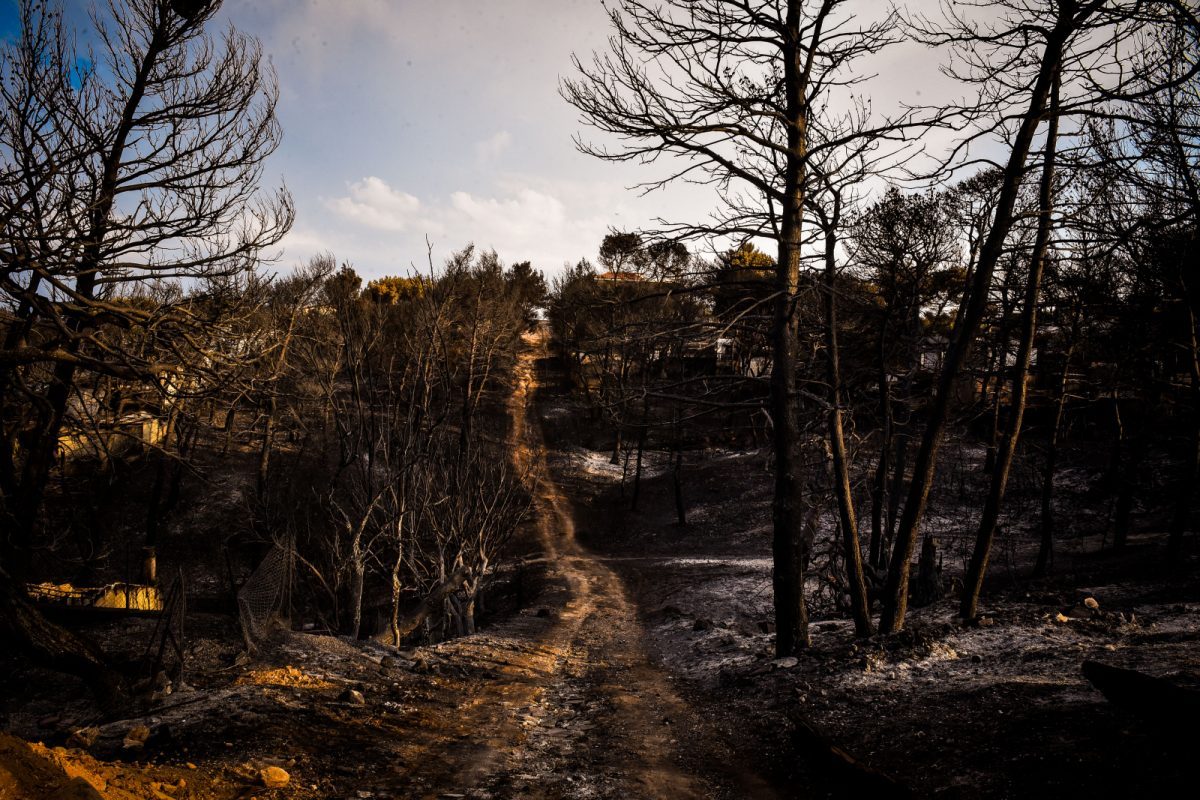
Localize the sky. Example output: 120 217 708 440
219 0 724 280
1 0 956 281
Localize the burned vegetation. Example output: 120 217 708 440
1 0 1199 799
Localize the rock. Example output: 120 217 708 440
186 762 197 770
692 618 714 632
379 656 397 670
771 656 799 669
1084 597 1100 610
260 766 290 789
67 726 100 748
123 725 151 749
535 608 552 618
1066 605 1093 620
339 688 366 705
971 654 983 664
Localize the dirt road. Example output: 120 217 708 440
377 333 780 799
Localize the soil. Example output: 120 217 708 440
557 390 1200 797
2 330 1197 799
0 334 782 800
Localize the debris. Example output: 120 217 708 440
1082 660 1200 724
339 688 367 705
1053 612 1070 624
123 725 151 749
260 765 290 788
67 727 100 749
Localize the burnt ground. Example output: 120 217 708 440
3 331 1198 800
1 334 781 800
553 408 1200 798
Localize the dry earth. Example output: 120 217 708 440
4 330 1198 800
1 333 784 800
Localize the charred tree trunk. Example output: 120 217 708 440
349 556 365 639
672 408 687 526
870 325 893 571
820 200 873 637
631 397 649 511
913 535 942 608
880 20 1071 633
388 517 407 647
1112 384 1158 552
673 449 686 526
1167 301 1200 563
983 335 1009 476
1034 334 1076 577
375 566 470 645
961 73 1059 622
256 396 277 499
884 426 908 569
771 0 816 655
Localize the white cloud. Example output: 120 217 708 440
316 175 620 276
475 131 513 162
326 176 422 232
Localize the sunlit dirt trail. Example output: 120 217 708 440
379 331 780 799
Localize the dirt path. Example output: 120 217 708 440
378 332 780 799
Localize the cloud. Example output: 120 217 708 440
475 131 513 162
451 187 563 233
326 176 422 232
318 175 616 276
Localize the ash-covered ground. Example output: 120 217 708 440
556 427 1200 799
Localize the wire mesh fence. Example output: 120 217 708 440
237 541 293 651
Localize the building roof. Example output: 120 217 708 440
597 271 645 282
